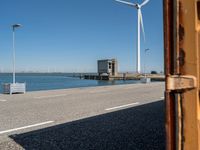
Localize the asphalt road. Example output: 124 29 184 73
0 82 165 150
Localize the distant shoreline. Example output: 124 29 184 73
0 81 165 95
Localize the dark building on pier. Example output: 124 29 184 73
97 59 118 76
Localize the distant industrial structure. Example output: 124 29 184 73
97 59 118 76
83 59 118 80
83 58 164 81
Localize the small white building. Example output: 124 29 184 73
3 83 26 95
98 59 118 76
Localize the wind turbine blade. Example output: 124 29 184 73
115 0 137 7
139 9 146 42
140 0 150 7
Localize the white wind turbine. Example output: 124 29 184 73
115 0 150 73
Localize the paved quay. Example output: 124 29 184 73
0 82 165 150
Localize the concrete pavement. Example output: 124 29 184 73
0 82 165 149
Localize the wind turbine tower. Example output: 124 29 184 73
115 0 150 73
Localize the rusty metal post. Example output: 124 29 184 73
164 0 200 149
164 0 177 149
178 0 200 149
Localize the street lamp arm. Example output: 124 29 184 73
12 24 22 28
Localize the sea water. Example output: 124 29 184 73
0 73 140 93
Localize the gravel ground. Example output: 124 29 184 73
0 100 165 150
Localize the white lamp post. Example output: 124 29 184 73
140 48 151 83
144 48 150 77
12 24 22 84
3 24 26 94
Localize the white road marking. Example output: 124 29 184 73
34 94 67 99
124 87 137 90
0 99 7 102
89 90 109 94
160 97 165 99
105 102 140 111
0 121 54 135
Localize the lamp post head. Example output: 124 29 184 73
145 48 150 52
12 24 22 30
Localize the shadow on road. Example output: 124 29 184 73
10 100 165 150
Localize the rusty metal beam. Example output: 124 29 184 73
178 0 200 149
164 0 200 149
164 0 177 149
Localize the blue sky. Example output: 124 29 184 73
0 0 163 73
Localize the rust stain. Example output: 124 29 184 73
179 48 185 66
179 1 185 74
